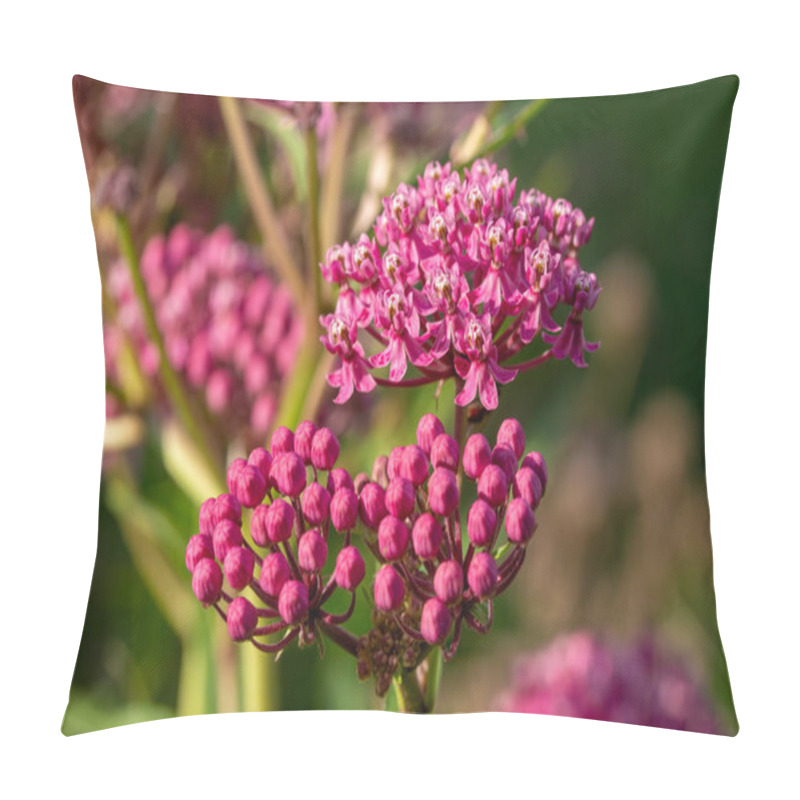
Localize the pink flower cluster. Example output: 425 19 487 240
186 423 366 654
319 159 600 409
359 414 546 660
105 224 303 442
495 631 721 734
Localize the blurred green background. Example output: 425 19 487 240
64 76 738 733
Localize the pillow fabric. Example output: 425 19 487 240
65 75 738 734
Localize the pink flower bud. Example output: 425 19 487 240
467 552 498 599
505 497 537 543
224 546 255 591
264 498 295 543
294 420 318 464
427 467 459 517
378 516 409 561
371 454 390 487
192 558 223 606
235 464 268 508
327 467 354 495
279 580 309 625
250 504 270 547
330 488 359 531
513 466 544 508
227 596 258 642
374 564 405 611
199 497 216 536
359 482 387 530
416 413 445 456
385 477 416 519
271 452 307 497
491 444 518 484
301 482 331 526
464 433 492 480
521 451 548 492
387 446 405 480
214 493 242 526
311 427 339 471
353 472 370 494
334 546 366 591
398 445 429 486
212 519 243 562
298 529 328 572
477 464 508 507
226 458 248 494
420 598 452 645
259 551 290 597
467 499 497 547
247 447 273 483
497 418 525 459
186 533 213 572
430 434 460 472
271 425 295 455
434 560 464 604
412 513 443 560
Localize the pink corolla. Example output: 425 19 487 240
318 159 601 410
320 314 376 404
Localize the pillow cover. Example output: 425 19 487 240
64 75 738 734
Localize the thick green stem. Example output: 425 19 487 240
393 667 429 713
116 214 222 479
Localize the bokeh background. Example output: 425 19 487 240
64 76 738 734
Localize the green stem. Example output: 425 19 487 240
424 646 443 712
115 214 222 479
305 124 323 314
393 667 429 713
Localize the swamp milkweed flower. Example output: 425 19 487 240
319 159 601 410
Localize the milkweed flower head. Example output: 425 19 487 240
106 224 304 445
319 160 600 410
356 415 546 694
186 424 366 657
495 631 721 734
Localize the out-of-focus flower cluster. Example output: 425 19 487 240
320 159 600 409
186 423 366 654
356 414 546 694
495 631 720 733
105 224 303 443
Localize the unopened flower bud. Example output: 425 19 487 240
271 425 295 455
334 546 366 590
247 447 273 483
271 452 307 497
214 493 242 526
192 558 223 606
387 446 405 480
226 458 247 494
371 454 390 487
311 427 339 471
330 488 359 531
430 434 460 472
298 529 328 572
359 482 387 530
278 580 309 625
264 498 294 543
497 418 525 459
327 467 354 494
427 468 459 516
434 560 464 604
385 477 416 519
301 482 331 526
186 533 213 572
213 519 243 562
378 516 409 561
412 513 443 560
477 464 508 507
259 551 291 597
467 552 499 599
294 420 318 464
491 444 518 484
374 564 405 611
420 598 452 645
467 499 497 547
416 413 445 455
227 596 257 641
505 497 537 543
521 451 548 492
398 445 429 486
513 466 544 508
464 433 492 479
235 464 268 508
199 497 216 536
353 472 370 494
224 546 255 591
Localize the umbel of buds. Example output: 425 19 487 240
355 413 546 689
319 159 600 409
186 423 365 657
